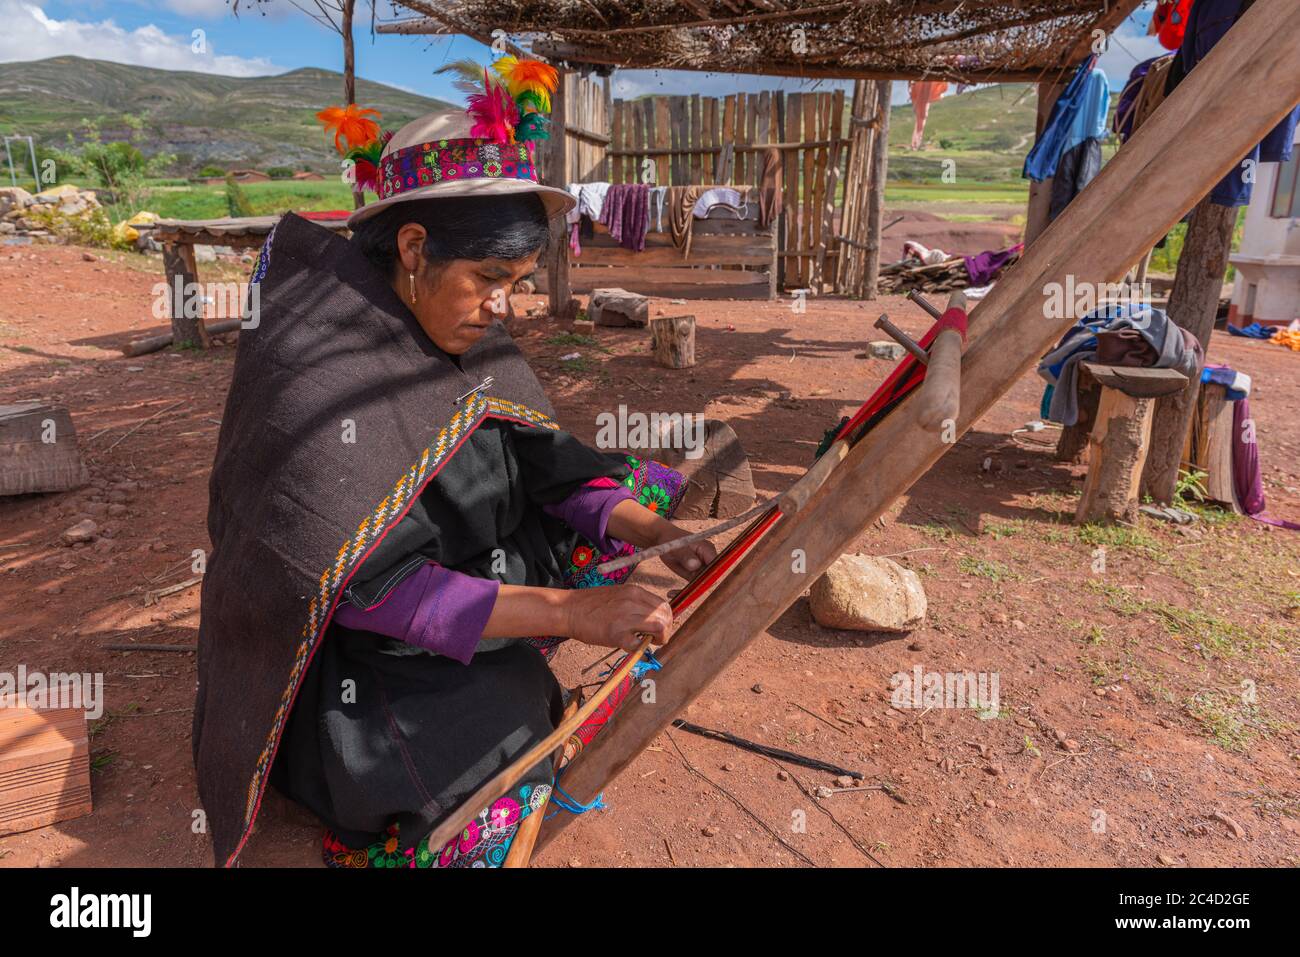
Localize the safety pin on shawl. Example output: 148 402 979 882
454 376 495 404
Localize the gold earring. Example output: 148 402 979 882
408 272 417 305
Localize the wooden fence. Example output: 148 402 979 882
605 90 848 290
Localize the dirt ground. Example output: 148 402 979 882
1 243 1297 869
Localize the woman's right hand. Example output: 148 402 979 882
563 585 673 652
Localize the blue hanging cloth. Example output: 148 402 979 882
1024 56 1099 183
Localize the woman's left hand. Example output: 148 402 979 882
655 525 717 580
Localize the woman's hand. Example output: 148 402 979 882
654 524 717 581
562 585 673 652
606 499 717 581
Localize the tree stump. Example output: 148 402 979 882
654 418 755 518
650 315 696 369
1074 364 1188 524
0 402 88 496
1185 381 1242 512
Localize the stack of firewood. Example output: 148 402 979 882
877 257 972 294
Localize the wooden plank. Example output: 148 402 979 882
783 92 801 287
668 95 685 185
654 96 670 187
745 91 759 185
631 99 647 185
864 79 891 298
800 92 817 287
537 0 1300 856
810 92 831 290
574 243 776 268
610 99 625 184
690 94 703 184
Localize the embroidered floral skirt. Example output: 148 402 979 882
287 457 687 869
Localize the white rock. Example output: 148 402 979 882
61 519 99 545
809 554 927 632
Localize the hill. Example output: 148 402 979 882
0 56 452 173
887 83 1041 184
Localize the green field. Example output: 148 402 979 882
141 180 356 219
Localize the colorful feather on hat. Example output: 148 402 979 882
491 56 558 142
466 68 520 143
315 103 382 154
344 129 391 194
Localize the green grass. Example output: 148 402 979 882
957 556 1016 583
136 180 355 220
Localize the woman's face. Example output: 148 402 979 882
394 222 540 355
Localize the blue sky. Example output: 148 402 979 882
2 1 1166 105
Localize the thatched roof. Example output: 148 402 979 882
388 1 1141 83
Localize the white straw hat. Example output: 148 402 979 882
346 110 575 229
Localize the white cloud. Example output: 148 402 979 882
0 0 284 76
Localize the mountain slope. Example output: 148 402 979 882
0 56 453 172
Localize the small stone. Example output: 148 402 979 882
907 641 924 652
82 252 98 262
568 858 583 868
808 554 927 632
1212 811 1245 839
723 762 736 772
702 825 719 837
1062 739 1080 752
835 775 855 788
1157 854 1178 867
984 764 1003 777
776 770 789 782
61 519 97 544
751 683 763 694
984 799 997 809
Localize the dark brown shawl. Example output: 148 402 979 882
193 213 593 866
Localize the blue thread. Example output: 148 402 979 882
599 649 662 682
547 782 606 818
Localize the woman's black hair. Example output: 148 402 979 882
350 191 550 278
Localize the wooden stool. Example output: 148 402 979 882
1074 363 1188 524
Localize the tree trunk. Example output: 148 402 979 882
341 0 364 210
1139 197 1237 502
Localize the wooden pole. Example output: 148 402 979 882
1024 80 1065 247
536 0 1300 855
544 70 572 319
1139 197 1239 503
863 79 891 299
162 242 209 350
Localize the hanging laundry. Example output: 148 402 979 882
599 183 651 252
963 242 1023 286
1023 57 1108 182
1166 0 1299 206
692 186 747 219
1048 138 1103 221
1153 0 1196 50
667 185 708 257
1037 303 1203 426
908 81 948 149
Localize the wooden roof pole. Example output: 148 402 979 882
536 0 1300 854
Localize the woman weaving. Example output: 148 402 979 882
192 59 714 868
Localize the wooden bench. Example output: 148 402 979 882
1074 363 1189 524
144 215 350 350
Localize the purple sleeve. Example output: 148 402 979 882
332 562 499 665
542 482 636 553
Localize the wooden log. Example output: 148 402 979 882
655 418 756 519
650 315 696 368
122 318 243 357
1075 387 1156 524
162 241 209 350
0 704 92 836
535 0 1300 855
1140 197 1238 503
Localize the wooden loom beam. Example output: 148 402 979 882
536 0 1300 854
